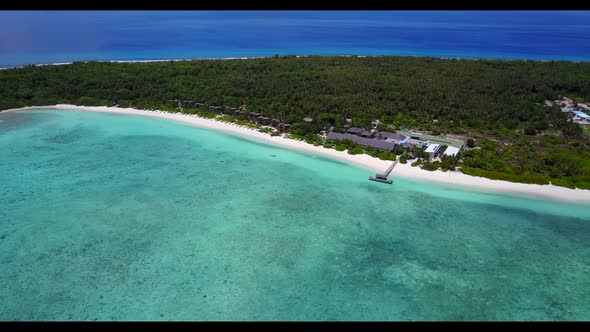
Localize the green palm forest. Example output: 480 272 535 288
1 56 589 189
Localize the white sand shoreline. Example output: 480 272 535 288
3 54 580 71
3 104 590 204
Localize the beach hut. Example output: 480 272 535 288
278 123 290 133
210 106 224 113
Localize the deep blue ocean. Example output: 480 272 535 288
1 11 590 68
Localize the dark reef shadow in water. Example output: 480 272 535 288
0 111 57 135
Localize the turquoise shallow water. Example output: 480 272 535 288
1 109 589 321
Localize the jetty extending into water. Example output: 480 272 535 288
369 160 398 184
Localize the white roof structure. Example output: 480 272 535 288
443 146 461 157
573 110 590 120
425 143 441 153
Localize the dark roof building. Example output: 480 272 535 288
326 132 396 151
278 123 290 132
347 127 363 135
402 138 429 149
376 131 407 142
257 115 271 125
360 131 373 137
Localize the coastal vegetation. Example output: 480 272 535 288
1 56 589 188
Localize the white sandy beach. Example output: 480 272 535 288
4 104 590 204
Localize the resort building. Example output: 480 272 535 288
360 130 374 138
347 127 363 135
562 107 575 113
326 132 396 151
443 146 461 158
375 131 408 145
572 110 590 122
425 143 442 158
402 137 429 149
558 96 574 108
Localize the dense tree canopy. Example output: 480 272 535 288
1 56 589 188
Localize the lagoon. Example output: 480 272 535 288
1 109 589 320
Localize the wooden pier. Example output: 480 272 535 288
369 160 398 184
380 160 398 177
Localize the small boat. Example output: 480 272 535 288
369 174 393 184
